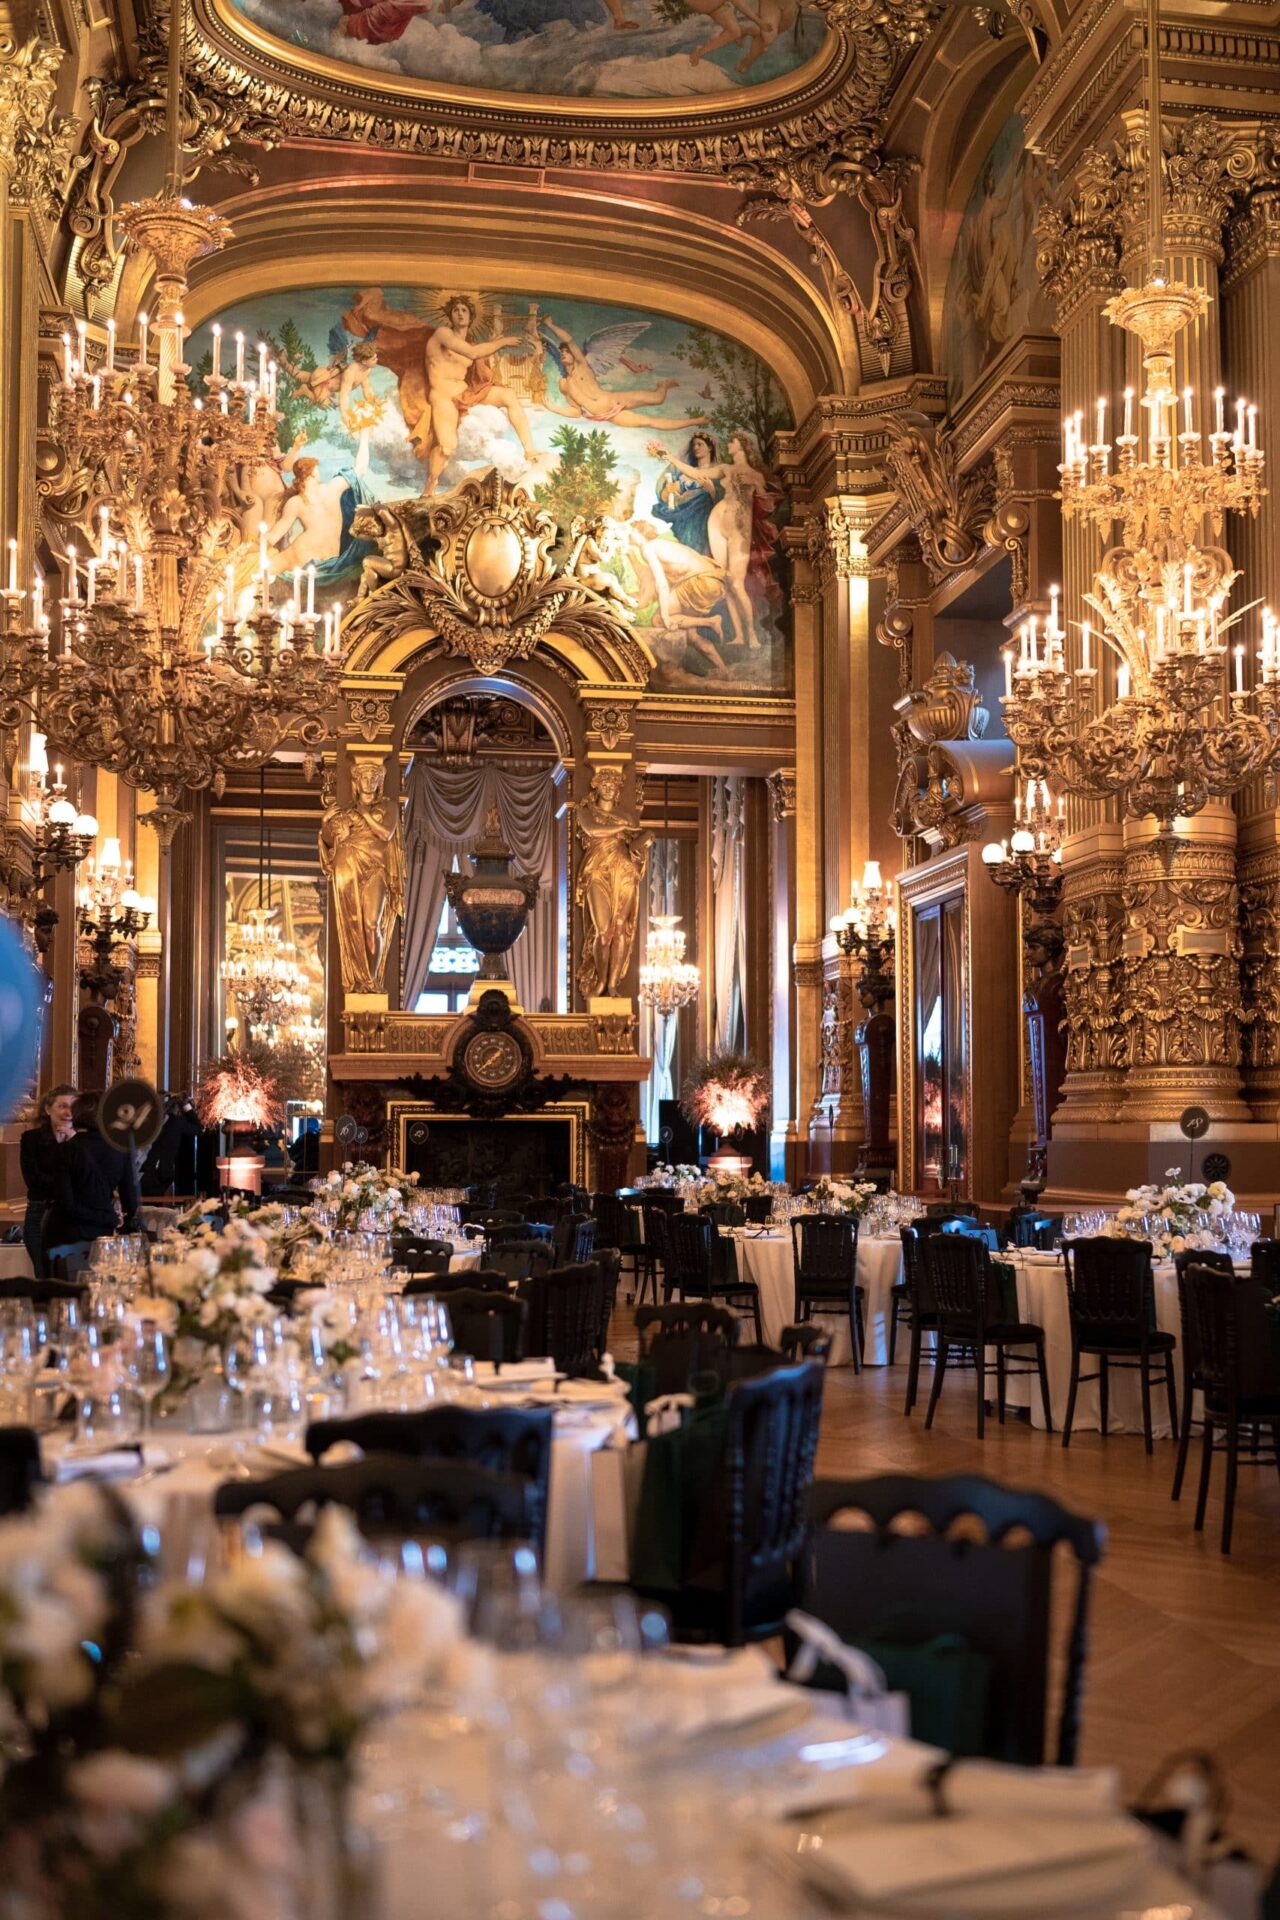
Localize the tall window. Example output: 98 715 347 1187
413 859 480 1014
913 892 968 1192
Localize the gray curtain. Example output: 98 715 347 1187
711 775 747 1052
402 761 556 1010
643 838 681 1143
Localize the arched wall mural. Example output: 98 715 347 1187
941 114 1055 406
192 283 793 696
222 0 830 100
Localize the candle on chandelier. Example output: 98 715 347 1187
86 559 97 606
76 319 87 375
1003 647 1013 698
1095 397 1105 446
1028 614 1038 666
235 332 246 386
1236 398 1246 450
331 602 342 653
5 539 15 596
260 568 270 615
247 390 256 425
1014 784 1023 822
90 374 101 410
1117 660 1130 699
138 313 148 365
1049 584 1060 635
204 631 215 662
1249 404 1258 451
1183 386 1193 436
257 341 267 391
211 324 222 382
1081 620 1091 673
67 545 78 603
1215 387 1225 437
306 564 316 618
1235 643 1245 694
32 572 42 628
1123 388 1134 439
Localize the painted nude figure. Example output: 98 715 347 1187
540 317 707 429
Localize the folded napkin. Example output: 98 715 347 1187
472 1358 557 1385
55 1444 144 1483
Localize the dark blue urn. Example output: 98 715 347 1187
444 806 540 981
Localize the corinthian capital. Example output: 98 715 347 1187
0 36 75 222
1114 114 1280 265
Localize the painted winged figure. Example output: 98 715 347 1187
539 317 707 429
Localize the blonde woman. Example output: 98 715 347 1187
648 429 776 650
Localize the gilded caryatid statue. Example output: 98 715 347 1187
575 766 651 1002
319 761 405 994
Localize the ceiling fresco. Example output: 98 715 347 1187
223 0 828 99
194 284 793 696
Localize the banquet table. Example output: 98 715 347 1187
997 1248 1186 1437
39 1372 629 1593
727 1230 905 1367
360 1655 1226 1920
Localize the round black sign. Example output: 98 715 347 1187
1179 1105 1211 1142
97 1078 164 1153
335 1113 359 1147
408 1121 430 1146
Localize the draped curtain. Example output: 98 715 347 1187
402 761 556 1011
644 838 681 1143
710 775 748 1053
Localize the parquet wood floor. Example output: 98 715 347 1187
612 1308 1280 1861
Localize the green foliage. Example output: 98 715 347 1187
270 318 328 452
670 327 790 460
534 424 620 526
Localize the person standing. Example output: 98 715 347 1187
44 1092 140 1256
18 1085 77 1277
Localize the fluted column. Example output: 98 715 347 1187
783 531 824 1179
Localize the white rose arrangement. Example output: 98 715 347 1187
134 1218 280 1383
308 1160 420 1232
810 1175 882 1220
1098 1167 1235 1257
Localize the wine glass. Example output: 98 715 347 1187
126 1324 171 1435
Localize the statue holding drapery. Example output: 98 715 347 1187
575 766 650 1001
319 761 405 993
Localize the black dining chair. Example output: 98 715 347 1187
1061 1237 1177 1454
214 1454 537 1547
553 1212 597 1266
484 1238 552 1286
0 1276 88 1305
799 1475 1105 1765
665 1210 764 1343
445 1289 529 1368
638 1191 685 1305
892 1223 940 1414
0 1426 42 1515
924 1233 1054 1436
399 1248 454 1279
743 1192 774 1225
305 1404 553 1550
790 1214 864 1372
636 1301 740 1394
1170 1247 1235 1501
1184 1263 1280 1554
522 1262 607 1376
403 1266 513 1297
591 1192 643 1295
701 1200 747 1230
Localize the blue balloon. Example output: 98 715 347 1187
0 914 43 1121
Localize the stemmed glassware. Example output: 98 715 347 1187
123 1323 171 1434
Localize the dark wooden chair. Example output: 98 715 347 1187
743 1192 774 1225
779 1323 833 1365
639 1191 686 1306
924 1233 1054 1437
636 1301 740 1394
553 1212 597 1266
522 1262 607 1376
701 1200 747 1230
591 1192 643 1294
800 1475 1105 1766
892 1224 938 1413
484 1238 552 1286
1062 1237 1177 1454
403 1266 513 1297
399 1248 453 1278
0 1426 42 1515
445 1289 529 1368
465 1207 523 1235
1170 1247 1235 1501
665 1210 763 1343
1185 1264 1280 1554
391 1233 454 1262
642 1359 825 1647
0 1276 87 1305
304 1404 552 1549
925 1203 980 1224
214 1454 537 1546
790 1214 864 1373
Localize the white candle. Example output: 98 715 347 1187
260 568 270 614
90 373 101 410
1063 415 1074 463
1215 387 1225 436
174 312 184 363
106 318 115 373
67 544 78 603
76 319 87 375
62 332 72 385
1118 660 1130 699
1049 584 1060 635
1123 388 1134 438
204 631 215 661
1095 397 1105 445
1014 785 1022 822
220 390 228 415
1236 398 1246 443
1081 620 1091 673
257 341 267 390
1249 404 1257 451
32 573 42 627
235 332 245 385
306 564 316 617
86 559 97 606
1183 386 1192 436
1235 643 1245 693
1184 562 1193 615
1029 614 1038 665
247 391 256 425
1003 647 1013 698
134 555 143 610
212 323 222 381
139 313 148 365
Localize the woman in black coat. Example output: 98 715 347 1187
18 1084 77 1277
44 1092 141 1255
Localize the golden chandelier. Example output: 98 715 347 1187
1000 0 1274 845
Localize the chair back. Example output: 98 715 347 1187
801 1474 1105 1766
945 1221 1000 1251
466 1208 523 1234
523 1262 606 1376
722 1359 825 1645
743 1193 774 1224
214 1454 536 1544
1249 1238 1280 1291
924 1231 992 1334
1185 1263 1280 1405
790 1214 858 1307
403 1267 510 1297
0 1425 41 1515
592 1192 640 1252
1063 1236 1153 1337
779 1323 833 1364
925 1203 979 1222
898 1225 936 1315
666 1210 715 1295
446 1289 528 1367
1171 1247 1233 1383
702 1201 746 1229
305 1403 551 1544
554 1212 596 1265
400 1249 453 1278
636 1302 739 1393
392 1233 453 1261
484 1238 545 1285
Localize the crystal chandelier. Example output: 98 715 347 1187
638 777 700 1021
981 776 1065 906
13 1 341 846
1001 0 1274 849
638 914 700 1018
829 860 897 1010
222 907 311 1042
78 837 154 998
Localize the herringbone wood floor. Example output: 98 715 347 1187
613 1307 1280 1861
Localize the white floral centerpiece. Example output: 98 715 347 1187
0 1483 462 1920
1099 1167 1235 1257
707 1167 776 1205
309 1160 420 1233
810 1175 881 1219
134 1217 280 1384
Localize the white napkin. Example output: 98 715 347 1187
55 1445 144 1483
472 1358 557 1385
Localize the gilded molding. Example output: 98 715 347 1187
767 767 797 821
0 37 78 240
1118 842 1245 1082
1058 854 1126 1085
880 415 995 583
1238 847 1280 1070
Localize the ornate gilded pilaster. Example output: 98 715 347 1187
1118 812 1248 1123
1056 843 1127 1126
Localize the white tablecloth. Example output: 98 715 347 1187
0 1244 34 1281
728 1231 904 1367
449 1249 482 1274
999 1250 1183 1437
41 1392 627 1593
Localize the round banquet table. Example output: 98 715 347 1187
997 1249 1185 1437
728 1230 904 1366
